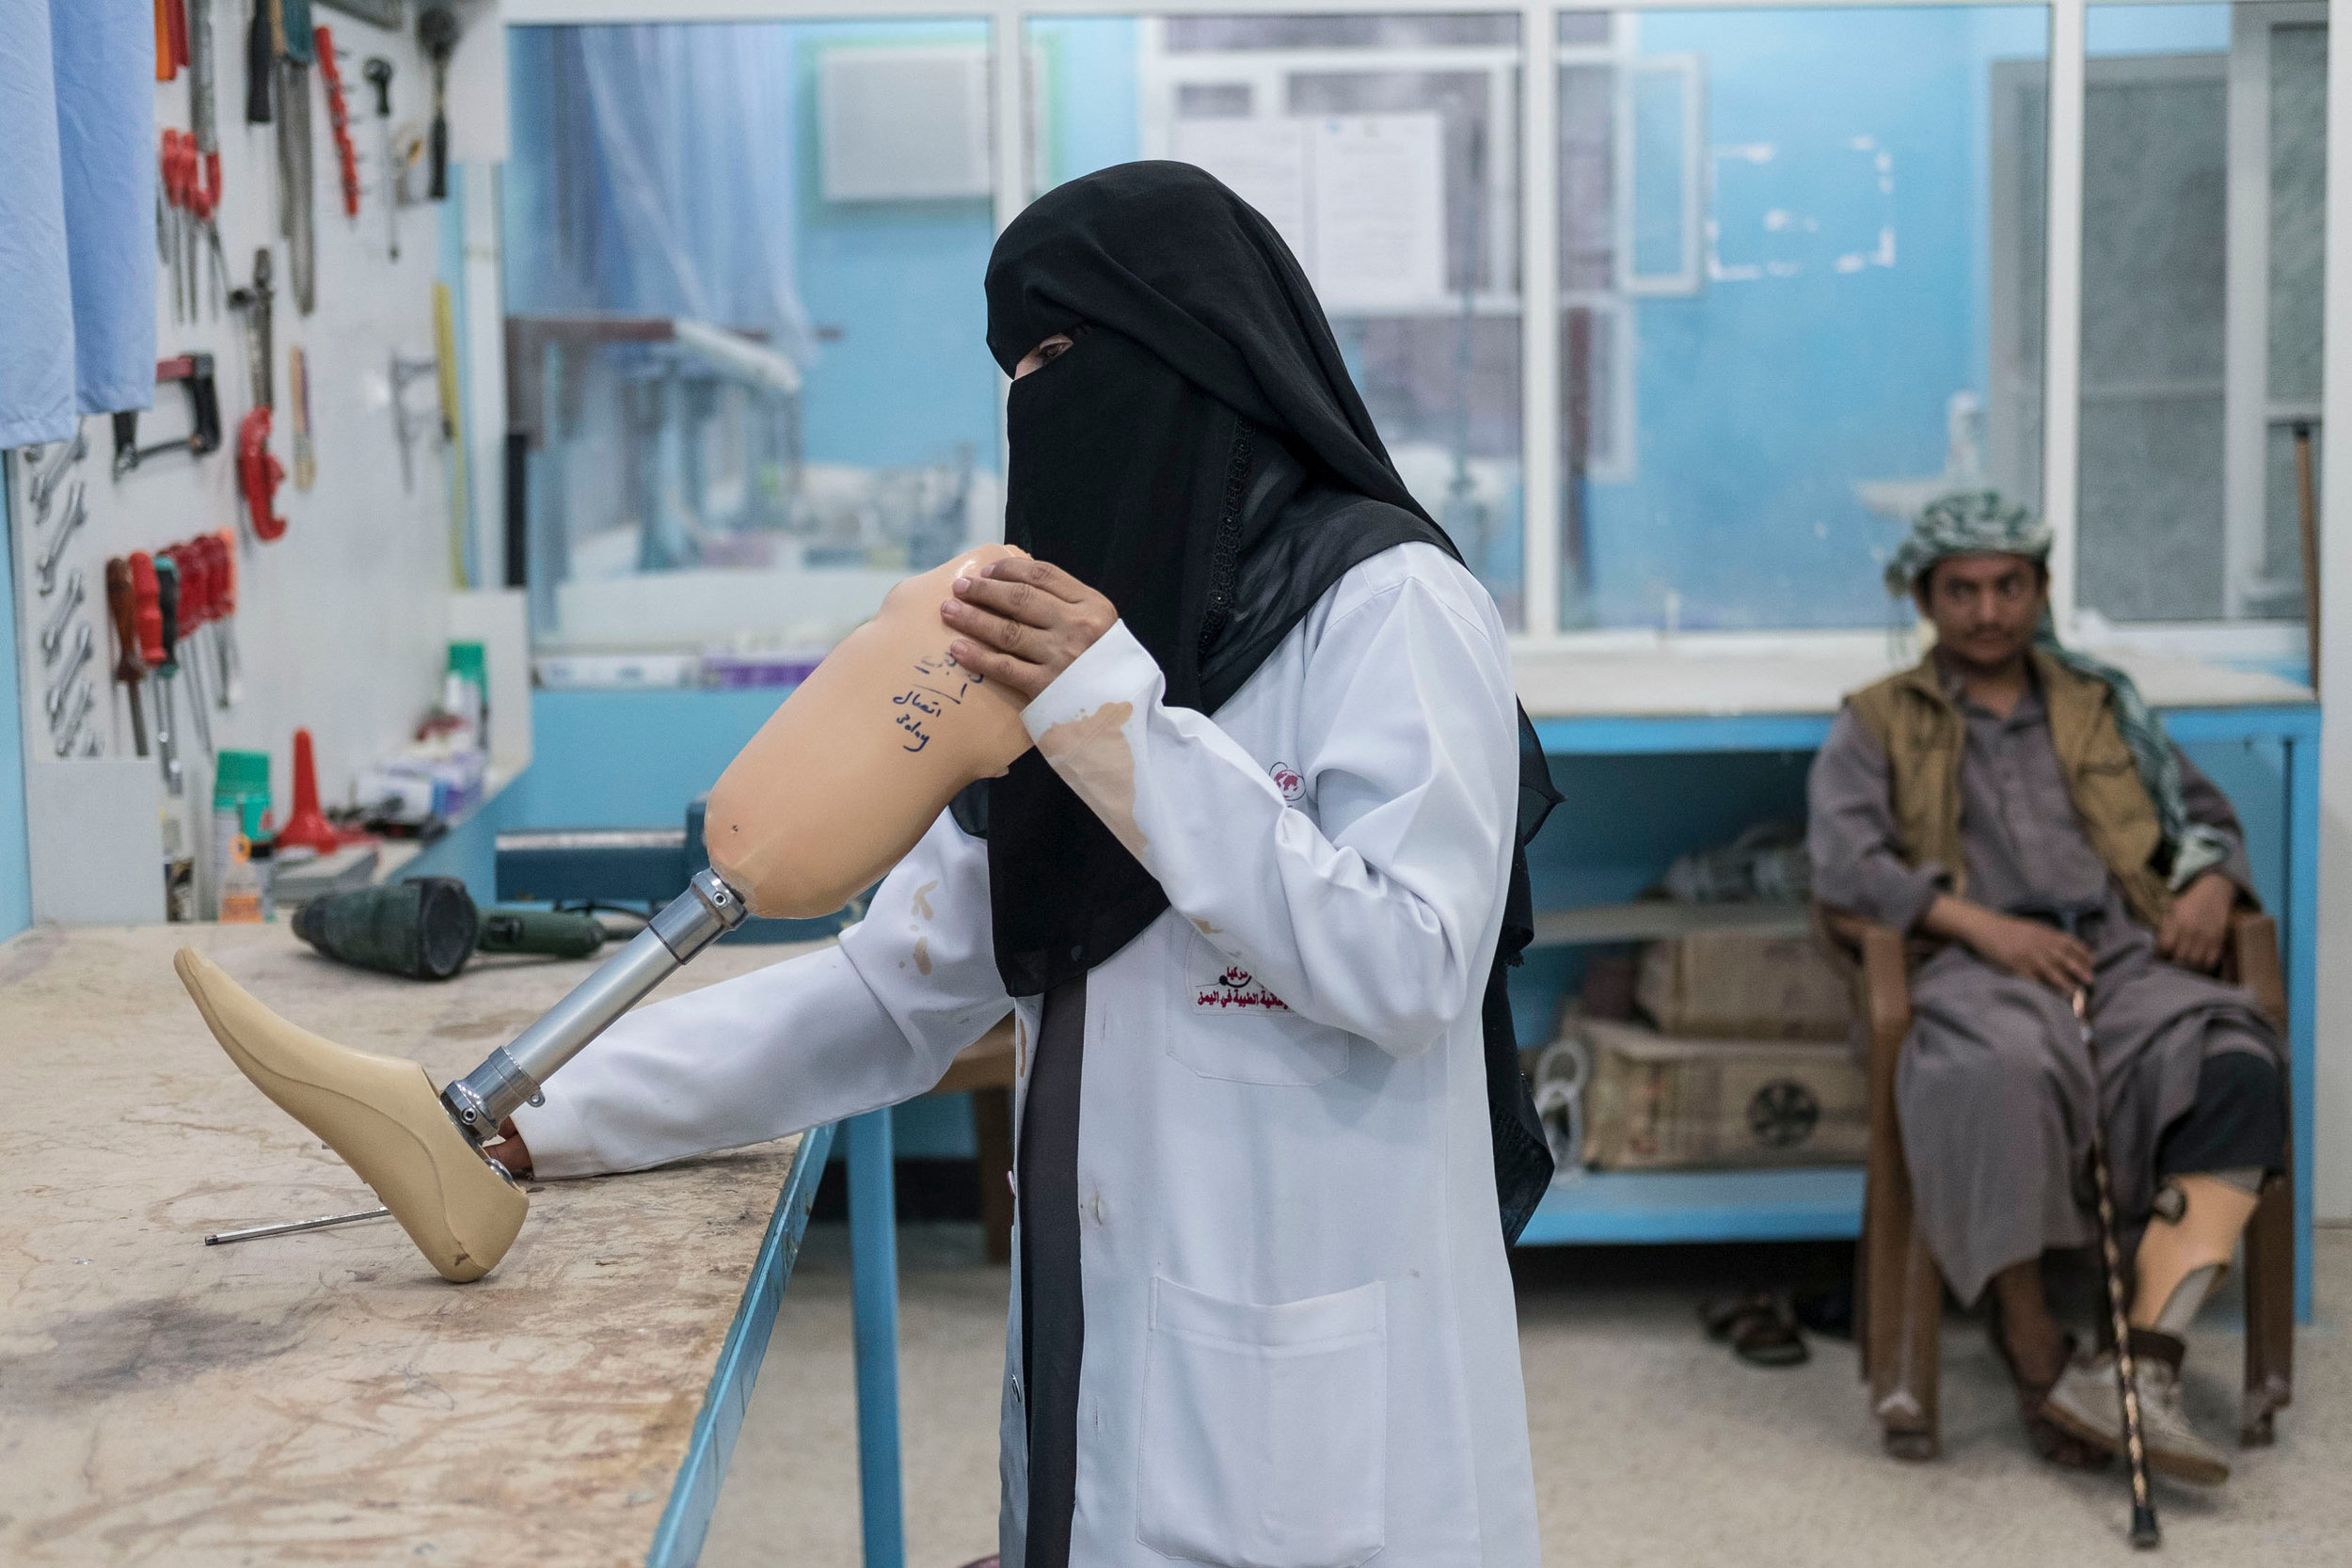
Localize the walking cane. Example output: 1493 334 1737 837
2016 898 2161 1549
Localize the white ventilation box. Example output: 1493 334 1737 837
818 46 993 202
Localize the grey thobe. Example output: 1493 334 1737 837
1807 669 2281 1303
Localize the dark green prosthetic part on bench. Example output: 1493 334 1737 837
294 878 483 980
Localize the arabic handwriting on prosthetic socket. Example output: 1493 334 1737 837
896 712 931 753
894 689 944 718
911 650 983 703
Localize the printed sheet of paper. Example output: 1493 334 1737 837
1168 117 1312 263
1310 113 1447 312
1168 112 1448 312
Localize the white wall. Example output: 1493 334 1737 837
7 8 473 915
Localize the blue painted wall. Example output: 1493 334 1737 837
1581 8 2048 630
788 20 1002 471
1030 17 1143 189
1 493 32 941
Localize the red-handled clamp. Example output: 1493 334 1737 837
238 407 286 541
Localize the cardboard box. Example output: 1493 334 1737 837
1637 927 1852 1040
1581 1018 1868 1171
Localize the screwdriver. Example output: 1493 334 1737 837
154 553 213 760
105 558 151 758
130 551 181 796
188 539 228 711
164 544 217 749
209 529 244 705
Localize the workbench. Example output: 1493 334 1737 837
0 923 834 1568
1508 639 2320 1323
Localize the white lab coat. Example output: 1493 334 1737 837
515 541 1542 1567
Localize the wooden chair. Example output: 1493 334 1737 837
928 1018 1018 1263
1820 908 2295 1461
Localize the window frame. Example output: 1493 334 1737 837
503 0 2329 665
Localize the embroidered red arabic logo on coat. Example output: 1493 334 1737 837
1196 964 1290 1011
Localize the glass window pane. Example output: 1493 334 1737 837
1558 8 2050 631
2055 5 2324 627
503 19 1000 657
1033 13 1528 626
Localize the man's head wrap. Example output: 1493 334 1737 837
1883 490 2052 597
1887 491 2229 891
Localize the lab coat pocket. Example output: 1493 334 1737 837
1173 941 1350 1085
1136 1275 1386 1568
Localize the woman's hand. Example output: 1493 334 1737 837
2156 870 2236 973
942 558 1119 704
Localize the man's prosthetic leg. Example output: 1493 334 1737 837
178 546 1035 1282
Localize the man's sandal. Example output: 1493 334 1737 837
1701 1291 1810 1368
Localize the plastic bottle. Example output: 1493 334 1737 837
213 750 273 924
446 641 488 752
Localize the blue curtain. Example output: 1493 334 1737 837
503 24 811 361
0 0 156 449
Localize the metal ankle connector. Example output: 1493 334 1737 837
442 869 749 1144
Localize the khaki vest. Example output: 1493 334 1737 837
1844 651 2172 928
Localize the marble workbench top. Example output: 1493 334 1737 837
0 921 821 1567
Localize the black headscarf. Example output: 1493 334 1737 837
971 162 1559 1243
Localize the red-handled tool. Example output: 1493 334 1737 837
239 408 286 541
163 543 216 755
129 551 181 796
316 27 362 220
189 536 233 712
154 553 213 760
105 559 151 759
208 529 245 703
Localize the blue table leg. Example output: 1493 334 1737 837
2286 733 2318 1323
847 1109 907 1568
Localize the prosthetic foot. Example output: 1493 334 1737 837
175 949 527 1282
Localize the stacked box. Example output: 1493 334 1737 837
1635 928 1851 1040
1581 1018 1869 1170
1578 928 1866 1171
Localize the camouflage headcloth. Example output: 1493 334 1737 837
1883 490 2052 597
1886 490 2231 891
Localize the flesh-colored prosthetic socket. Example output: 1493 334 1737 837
2131 1172 2263 1329
175 949 527 1282
706 544 1035 917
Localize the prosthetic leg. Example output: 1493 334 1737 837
180 546 1036 1282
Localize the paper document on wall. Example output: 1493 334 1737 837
1168 118 1311 262
1310 114 1446 311
1167 113 1446 312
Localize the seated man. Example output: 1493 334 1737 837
1808 492 2287 1483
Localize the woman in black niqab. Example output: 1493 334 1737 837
975 159 1559 1241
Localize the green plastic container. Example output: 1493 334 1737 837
212 750 274 923
447 640 489 750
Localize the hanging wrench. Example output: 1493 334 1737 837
39 570 87 663
45 623 96 724
36 483 87 594
52 680 97 758
26 428 88 515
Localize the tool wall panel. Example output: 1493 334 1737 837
6 5 479 925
